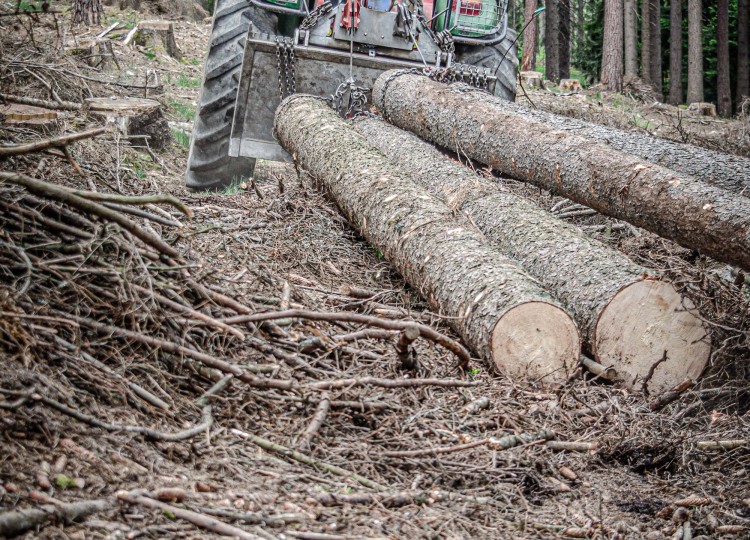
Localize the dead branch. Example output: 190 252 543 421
117 491 261 539
649 379 694 411
75 191 193 219
395 324 420 370
307 377 477 390
0 127 107 157
316 490 495 508
297 393 330 452
383 431 553 458
0 92 82 111
221 309 472 368
0 499 113 538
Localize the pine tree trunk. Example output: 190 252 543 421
624 0 639 77
274 96 581 382
558 0 571 79
354 116 710 394
372 72 750 271
577 0 584 54
601 0 624 91
669 0 683 104
716 0 732 116
522 0 538 71
649 0 663 97
738 0 749 105
641 0 652 83
545 0 560 82
72 0 104 25
686 0 704 103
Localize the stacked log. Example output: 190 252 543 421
275 96 581 383
354 116 711 393
372 72 750 271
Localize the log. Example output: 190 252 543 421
354 116 711 393
86 97 172 150
498 98 750 196
372 72 750 271
0 103 58 127
275 96 581 382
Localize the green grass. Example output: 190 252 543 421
171 128 191 149
217 178 247 195
176 75 201 88
631 116 653 130
167 98 196 122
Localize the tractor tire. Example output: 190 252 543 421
454 28 518 102
185 1 276 190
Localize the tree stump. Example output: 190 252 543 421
125 21 181 59
86 97 172 150
559 78 583 92
65 38 117 69
687 102 718 117
521 71 543 88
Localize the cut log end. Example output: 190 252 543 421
593 280 711 393
490 302 580 383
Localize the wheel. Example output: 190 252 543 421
454 28 518 102
185 0 276 190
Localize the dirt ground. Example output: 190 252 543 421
1 3 749 539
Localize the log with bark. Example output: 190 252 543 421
372 72 750 271
275 96 581 382
354 116 711 393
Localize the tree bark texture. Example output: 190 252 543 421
72 0 104 25
601 0 624 91
372 72 750 271
641 0 652 83
274 96 581 381
624 0 638 78
738 0 749 104
558 0 571 80
669 0 683 104
522 0 538 72
545 0 560 82
649 0 663 97
687 0 704 103
492 97 750 195
354 116 710 393
716 0 731 116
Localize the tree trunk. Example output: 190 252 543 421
649 0 663 97
522 0 538 71
494 97 750 194
641 0 652 83
624 0 638 77
601 0 624 91
716 0 731 116
577 0 584 53
354 116 710 394
559 0 571 80
72 0 104 25
372 73 750 271
738 0 749 105
669 0 683 104
545 0 560 82
686 0 704 103
274 96 581 382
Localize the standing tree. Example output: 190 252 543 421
716 0 731 115
72 0 103 25
686 0 704 103
624 0 638 77
559 0 571 80
641 0 652 83
545 0 560 82
650 0 663 97
601 0 624 91
738 0 749 106
669 0 683 104
522 0 539 71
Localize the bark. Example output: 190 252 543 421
716 0 731 116
624 0 638 78
522 0 538 72
650 0 663 97
738 0 749 104
545 0 560 82
274 96 581 381
558 0 571 80
669 0 683 104
577 0 584 53
601 0 624 91
72 0 103 25
641 0 652 83
355 116 710 393
494 92 750 195
686 0 704 103
372 72 750 271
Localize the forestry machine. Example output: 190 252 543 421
186 0 518 189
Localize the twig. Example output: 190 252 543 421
307 376 477 390
196 375 233 407
581 356 618 381
546 441 598 452
221 309 472 368
232 429 387 491
0 127 107 157
383 431 553 458
117 492 261 539
316 489 495 508
297 393 330 452
696 440 747 450
75 191 193 219
648 379 694 411
0 499 113 538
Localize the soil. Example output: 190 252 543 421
0 4 748 540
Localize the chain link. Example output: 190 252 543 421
275 37 297 100
300 0 333 31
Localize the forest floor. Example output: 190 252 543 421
0 3 749 539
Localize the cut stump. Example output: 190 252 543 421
125 21 181 59
86 97 171 150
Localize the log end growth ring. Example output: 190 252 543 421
490 302 580 383
594 280 711 394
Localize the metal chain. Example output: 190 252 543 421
300 1 333 31
275 37 286 100
275 37 297 100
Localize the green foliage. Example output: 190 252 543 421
176 75 201 88
171 128 191 149
572 0 603 85
167 98 196 122
54 474 78 489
